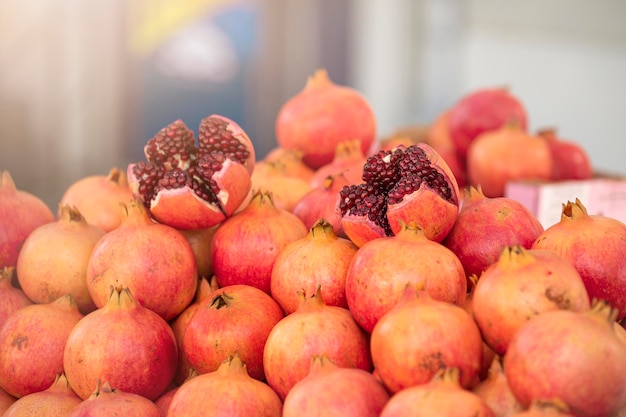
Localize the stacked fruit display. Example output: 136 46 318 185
1 69 625 417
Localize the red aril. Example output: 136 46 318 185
1 373 82 417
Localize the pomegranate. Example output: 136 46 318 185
0 295 84 398
170 275 219 386
66 381 162 417
426 109 467 187
292 173 351 237
17 205 105 314
370 286 483 393
263 287 372 400
182 284 284 381
127 115 255 230
448 86 528 161
63 287 178 400
504 300 626 416
472 245 590 356
310 139 368 187
0 267 32 330
166 355 282 417
262 147 316 182
58 167 133 232
210 190 308 294
337 143 460 246
282 354 390 417
0 170 54 268
472 356 524 417
532 198 626 319
1 373 82 417
0 386 16 414
345 221 466 333
179 225 219 280
512 400 576 417
538 128 593 181
467 123 553 197
276 68 377 169
250 160 313 211
86 199 197 321
271 218 358 314
443 185 544 279
154 385 180 417
379 368 495 417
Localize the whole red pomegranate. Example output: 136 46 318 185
448 86 528 161
66 381 162 417
63 287 178 401
472 245 590 356
345 222 466 333
282 354 390 417
379 368 495 417
0 171 54 268
250 160 312 211
210 190 308 294
467 123 553 197
504 301 626 417
443 185 544 279
472 357 524 417
292 173 351 237
179 225 219 280
183 284 284 381
263 288 372 400
276 68 377 169
309 139 368 188
337 143 460 247
538 128 593 181
371 287 483 393
271 218 358 314
86 199 197 321
262 147 316 182
0 295 84 398
532 198 626 319
58 167 133 232
1 373 82 417
166 355 283 417
127 115 255 230
0 267 32 330
17 205 105 314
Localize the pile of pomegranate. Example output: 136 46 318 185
1 69 625 417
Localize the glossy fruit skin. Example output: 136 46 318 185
276 69 377 169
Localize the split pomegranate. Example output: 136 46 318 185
337 143 460 247
504 301 626 416
166 355 283 417
309 139 368 188
182 284 284 381
86 199 198 321
127 115 255 230
448 86 528 161
370 287 483 393
263 287 372 400
472 356 524 417
467 123 553 197
292 173 351 237
345 221 466 333
271 218 358 314
0 170 54 268
63 287 178 401
0 267 32 330
443 185 544 279
66 381 162 417
1 373 82 417
17 205 105 314
282 354 390 417
538 128 593 181
276 68 377 169
472 245 590 356
532 198 626 319
379 368 495 417
210 190 308 294
58 167 133 232
0 295 84 398
250 160 312 211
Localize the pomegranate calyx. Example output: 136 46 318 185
209 292 234 310
309 218 336 238
106 286 138 310
59 204 85 223
305 68 333 90
219 354 248 375
497 245 535 270
588 298 619 324
0 170 17 193
562 198 589 219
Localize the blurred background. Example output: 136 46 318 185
1 0 625 210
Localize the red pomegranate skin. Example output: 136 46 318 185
1 373 82 417
66 382 162 417
0 267 32 330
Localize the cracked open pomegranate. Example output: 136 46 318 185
337 143 460 246
127 115 255 230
